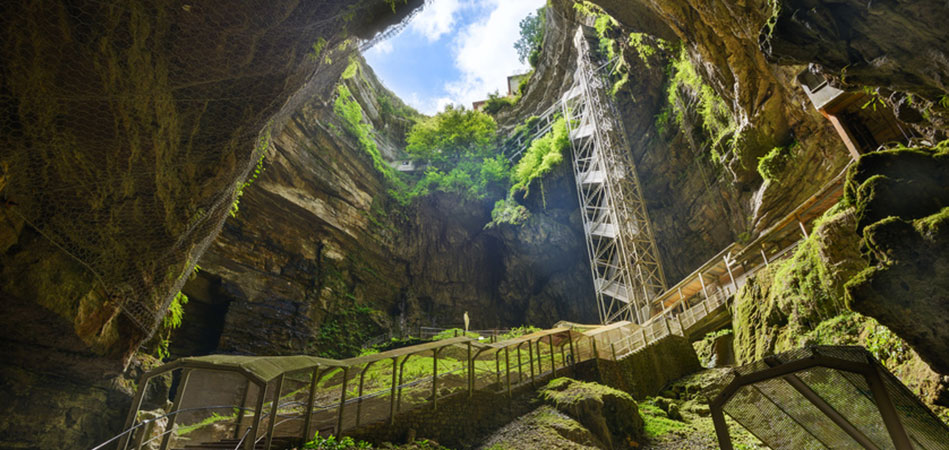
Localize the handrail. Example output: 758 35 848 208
232 427 252 450
91 405 256 450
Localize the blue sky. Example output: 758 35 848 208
365 0 545 115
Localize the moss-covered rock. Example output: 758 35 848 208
844 144 949 374
732 205 863 363
477 406 601 450
541 378 645 449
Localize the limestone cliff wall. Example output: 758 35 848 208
0 1 425 447
177 53 597 359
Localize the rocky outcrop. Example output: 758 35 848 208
540 378 645 449
581 0 851 282
178 53 597 358
763 0 949 101
0 1 424 447
732 207 863 363
844 145 949 374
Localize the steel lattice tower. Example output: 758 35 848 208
561 27 667 324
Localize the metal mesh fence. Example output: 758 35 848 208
716 346 949 450
0 0 422 341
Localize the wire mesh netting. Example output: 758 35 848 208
717 346 949 450
0 0 424 343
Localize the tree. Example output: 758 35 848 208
514 7 546 66
405 105 497 166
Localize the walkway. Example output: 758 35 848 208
102 167 847 450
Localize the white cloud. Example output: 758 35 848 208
366 39 394 56
445 0 544 109
409 0 463 42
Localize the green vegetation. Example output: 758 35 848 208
757 142 796 182
481 92 518 115
341 58 360 80
638 399 690 439
666 46 737 163
574 2 668 97
514 6 547 68
145 266 200 359
692 328 733 368
230 125 271 217
314 304 383 359
177 411 233 436
334 83 408 193
510 117 568 197
406 105 497 164
309 37 328 61
303 433 371 449
486 197 530 228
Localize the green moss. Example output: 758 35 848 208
510 117 568 197
628 33 656 66
486 197 530 229
341 57 359 80
638 400 690 439
309 37 328 61
482 92 517 114
733 206 854 362
757 142 795 182
666 46 737 163
313 303 383 359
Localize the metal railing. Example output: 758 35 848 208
101 329 590 450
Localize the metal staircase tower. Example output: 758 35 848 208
561 27 667 324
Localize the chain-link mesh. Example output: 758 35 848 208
719 346 949 450
0 0 422 340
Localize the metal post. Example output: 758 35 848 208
549 335 557 377
504 346 512 398
760 248 770 266
698 272 709 300
723 256 737 293
536 340 544 375
495 351 501 386
356 361 376 427
432 348 439 411
664 318 672 337
389 358 398 425
528 340 536 386
397 354 412 412
336 367 349 435
797 217 809 238
117 374 151 450
711 404 734 450
235 378 251 440
611 342 618 360
264 373 284 450
677 314 685 338
777 370 879 449
302 367 319 441
467 342 473 397
567 333 576 375
864 365 913 449
159 369 192 450
246 381 267 450
516 343 524 383
591 336 598 359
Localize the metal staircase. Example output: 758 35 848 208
560 27 666 324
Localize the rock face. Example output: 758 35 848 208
0 1 424 446
584 0 851 282
844 146 949 374
176 55 597 359
763 0 949 100
540 378 645 450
